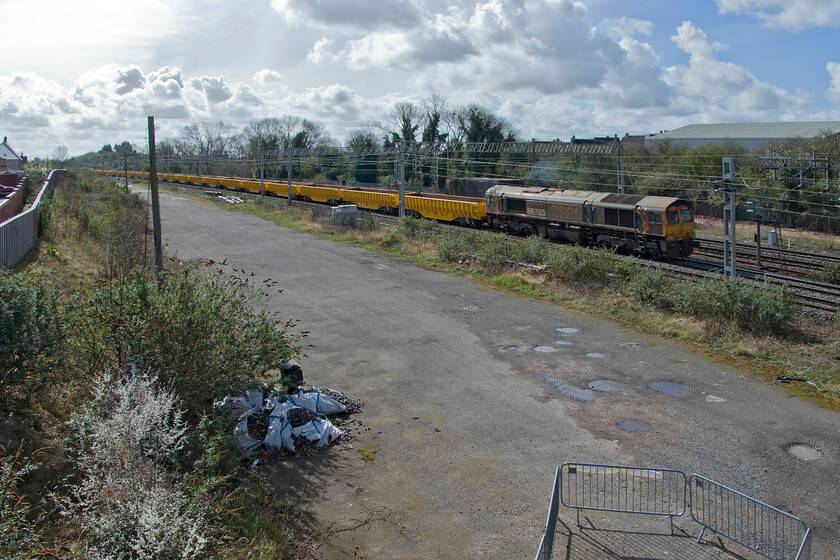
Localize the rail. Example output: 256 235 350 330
0 170 65 269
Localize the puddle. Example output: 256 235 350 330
462 305 479 311
620 419 654 432
585 352 607 358
649 381 689 396
556 327 578 335
543 376 595 401
534 345 556 353
786 443 822 461
589 379 621 392
554 340 572 345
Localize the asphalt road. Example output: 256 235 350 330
144 187 839 559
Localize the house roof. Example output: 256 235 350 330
1 137 21 161
652 122 840 141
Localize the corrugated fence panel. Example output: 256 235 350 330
0 170 66 270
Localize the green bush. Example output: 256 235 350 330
396 216 440 242
671 279 795 335
0 272 65 413
629 266 674 307
544 245 628 284
510 235 550 265
475 233 511 273
820 262 840 285
436 230 477 263
68 265 302 420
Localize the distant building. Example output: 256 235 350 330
620 133 647 145
644 122 840 151
570 135 621 145
0 137 23 172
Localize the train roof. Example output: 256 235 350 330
486 185 691 212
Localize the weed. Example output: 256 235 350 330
628 266 674 307
544 245 628 285
0 444 44 557
436 230 477 263
510 235 550 264
396 216 440 242
0 271 66 414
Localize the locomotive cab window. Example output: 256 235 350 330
680 209 694 222
648 212 663 224
667 211 679 224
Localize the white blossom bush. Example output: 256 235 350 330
64 367 207 559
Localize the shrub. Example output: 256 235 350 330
396 216 440 242
510 235 550 265
0 445 43 558
475 233 511 273
671 279 795 335
63 367 207 560
820 262 840 285
544 245 627 284
68 264 302 420
436 230 477 263
0 271 65 413
629 266 674 307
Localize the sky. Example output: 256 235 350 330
2 0 840 158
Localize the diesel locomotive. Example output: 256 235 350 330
485 185 696 258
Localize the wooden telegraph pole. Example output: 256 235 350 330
147 116 164 272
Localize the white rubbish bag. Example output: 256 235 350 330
286 390 346 415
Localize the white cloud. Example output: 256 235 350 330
827 62 840 104
306 38 336 64
715 0 840 31
663 21 805 121
600 17 654 39
270 0 420 28
346 33 414 70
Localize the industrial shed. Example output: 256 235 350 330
645 121 840 151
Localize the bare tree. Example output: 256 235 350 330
381 101 421 145
52 145 69 162
179 121 239 157
241 116 332 157
421 94 449 145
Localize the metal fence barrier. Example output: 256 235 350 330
0 170 65 269
689 475 811 560
536 464 812 560
534 467 561 560
560 462 687 535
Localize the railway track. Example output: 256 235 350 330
695 236 840 277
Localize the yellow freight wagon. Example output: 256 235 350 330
339 188 398 213
405 193 486 226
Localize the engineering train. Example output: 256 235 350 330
98 170 697 258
